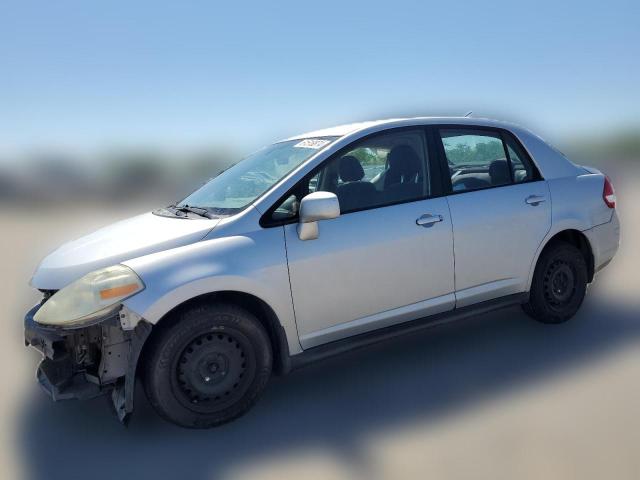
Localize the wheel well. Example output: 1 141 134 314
138 291 291 377
541 229 594 282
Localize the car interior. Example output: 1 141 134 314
328 144 425 212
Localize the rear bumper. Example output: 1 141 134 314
584 211 620 273
24 304 152 421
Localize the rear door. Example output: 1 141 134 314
434 126 551 307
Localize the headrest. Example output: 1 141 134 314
385 145 420 186
339 155 365 182
489 159 510 185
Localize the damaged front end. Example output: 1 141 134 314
24 296 152 423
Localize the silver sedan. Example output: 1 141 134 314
25 117 620 428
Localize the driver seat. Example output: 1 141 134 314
336 155 377 212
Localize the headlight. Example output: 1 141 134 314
34 265 145 327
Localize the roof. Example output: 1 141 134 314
279 116 584 180
285 116 522 141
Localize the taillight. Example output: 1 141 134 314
603 176 616 209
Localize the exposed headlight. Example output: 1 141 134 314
34 265 144 327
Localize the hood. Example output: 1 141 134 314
31 212 219 290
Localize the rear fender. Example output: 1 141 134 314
525 173 611 289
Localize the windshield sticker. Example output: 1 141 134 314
294 138 331 150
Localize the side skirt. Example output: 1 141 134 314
288 293 529 371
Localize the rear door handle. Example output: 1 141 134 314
416 214 443 227
525 195 546 206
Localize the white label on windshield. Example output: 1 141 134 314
294 138 330 149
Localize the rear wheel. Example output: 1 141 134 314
142 303 272 428
523 242 588 324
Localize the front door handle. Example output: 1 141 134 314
525 195 546 206
416 214 443 227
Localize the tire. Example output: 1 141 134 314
523 242 588 324
142 303 272 428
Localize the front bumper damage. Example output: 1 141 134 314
24 303 152 423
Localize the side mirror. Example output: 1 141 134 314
297 191 340 241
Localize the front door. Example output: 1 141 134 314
280 128 456 349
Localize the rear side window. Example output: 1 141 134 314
438 128 539 193
440 129 511 192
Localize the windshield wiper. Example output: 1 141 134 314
169 204 214 219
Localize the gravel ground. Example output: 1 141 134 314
1 171 638 480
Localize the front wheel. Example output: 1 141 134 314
142 303 272 428
523 242 588 324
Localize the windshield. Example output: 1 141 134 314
178 137 338 215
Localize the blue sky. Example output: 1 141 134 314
1 0 638 155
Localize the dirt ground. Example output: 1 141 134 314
1 171 638 480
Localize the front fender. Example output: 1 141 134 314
121 228 303 355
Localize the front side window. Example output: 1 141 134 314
179 137 338 216
271 129 429 220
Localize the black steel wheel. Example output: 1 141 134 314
544 259 576 309
142 303 272 428
523 242 588 324
174 331 252 413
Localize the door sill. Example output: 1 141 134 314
289 292 529 371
